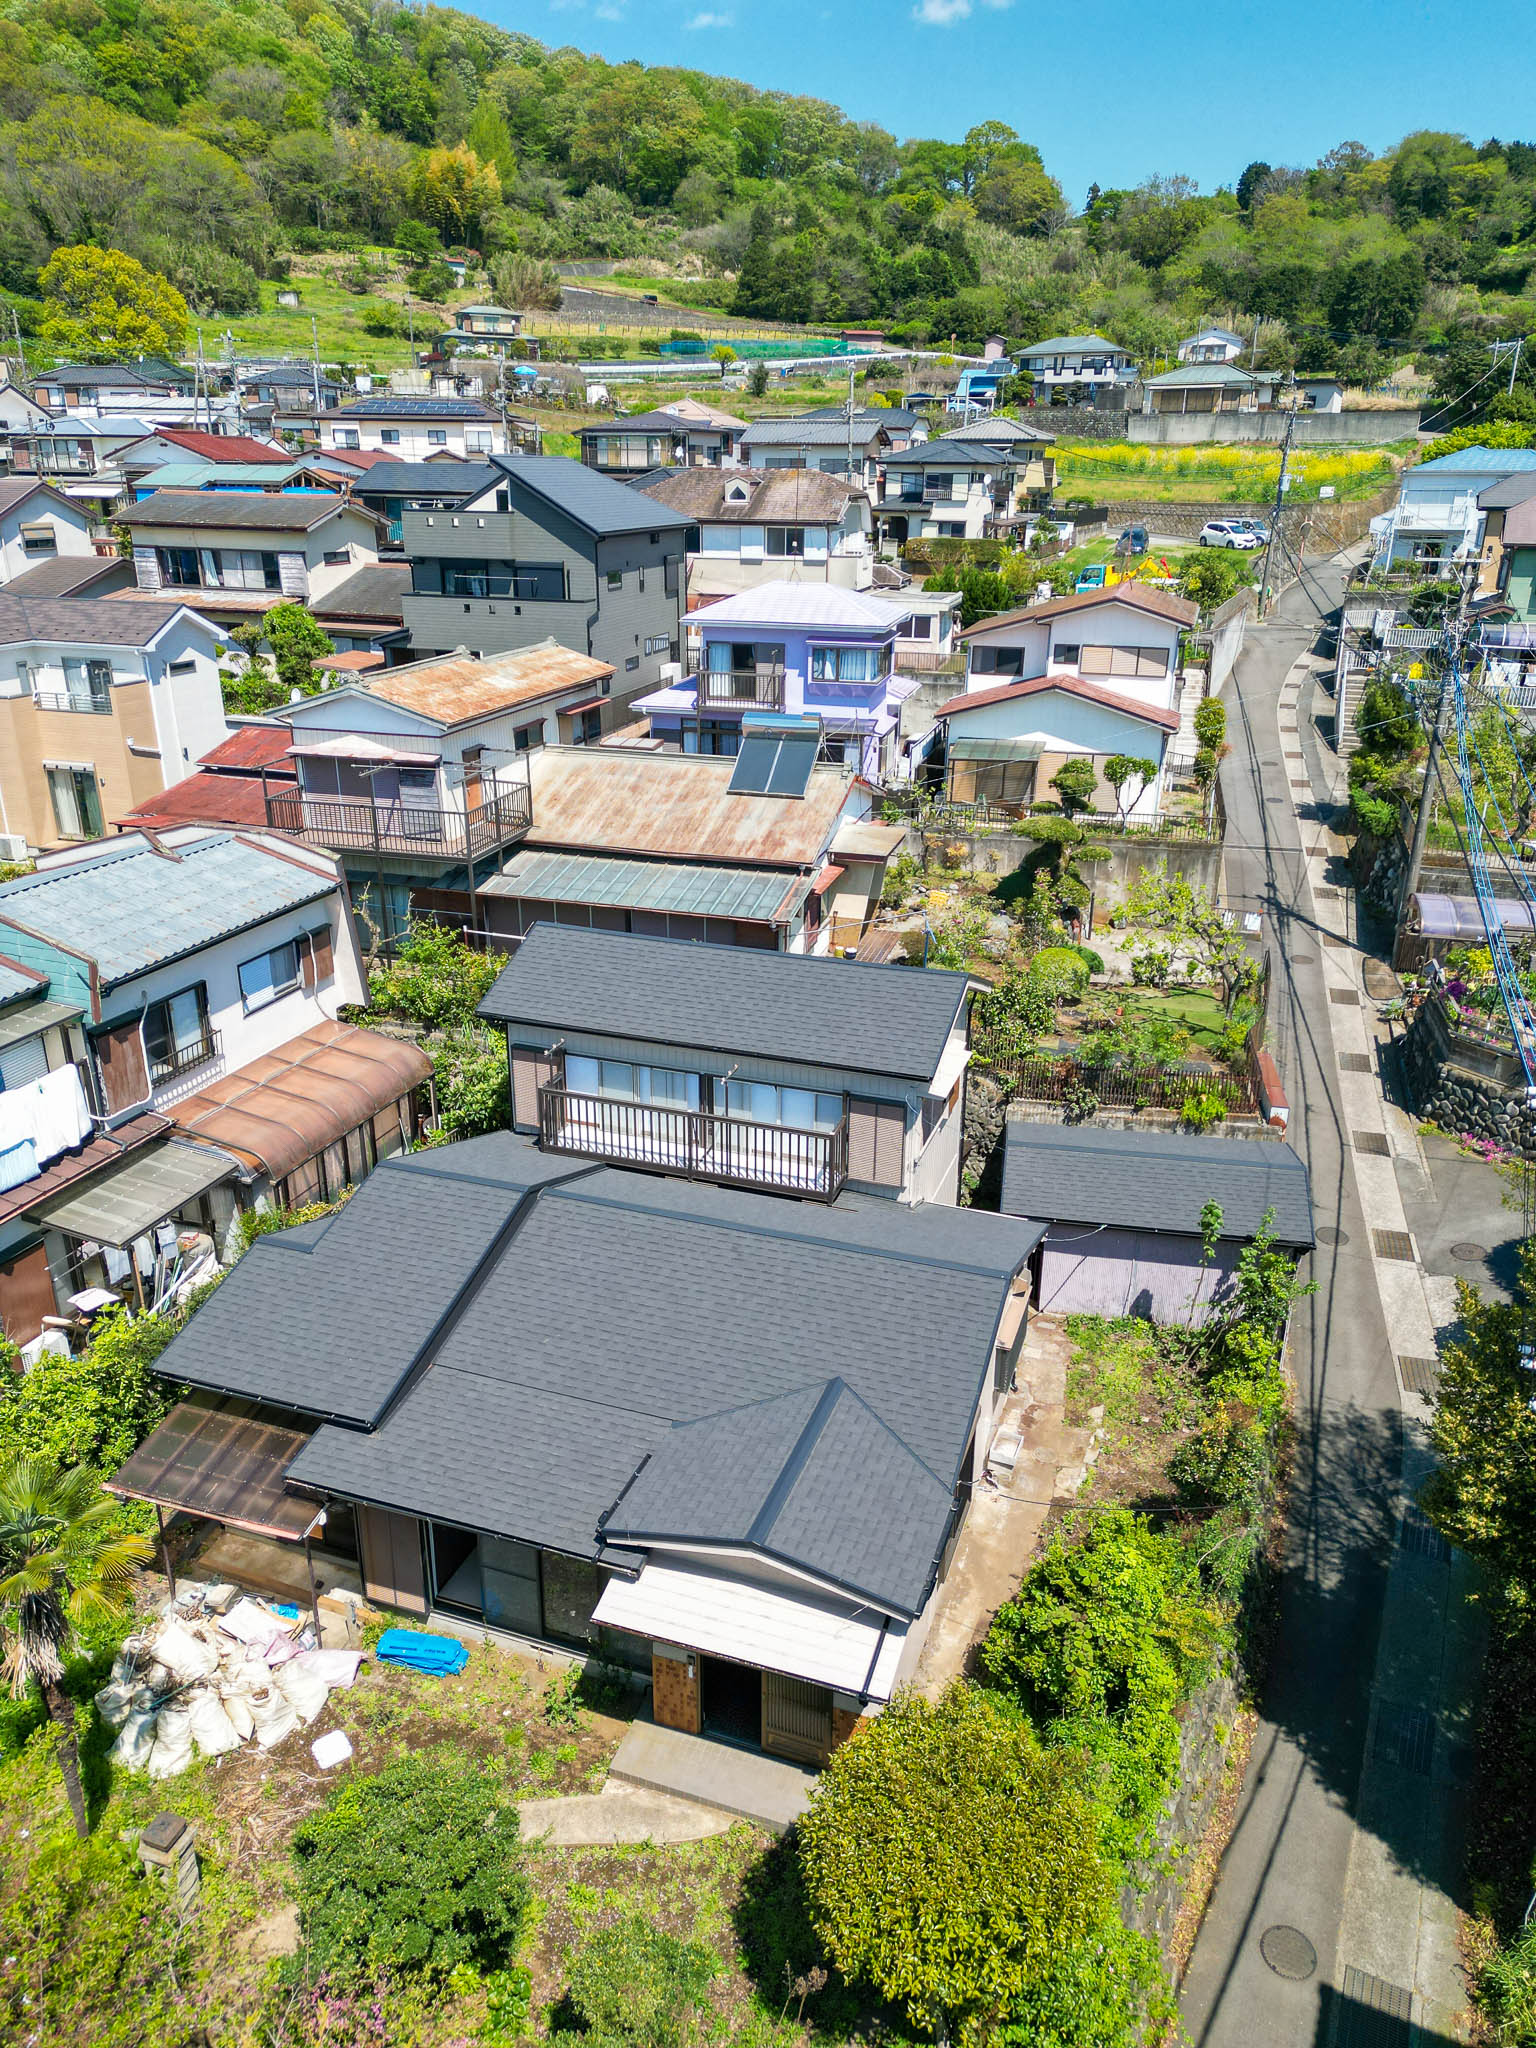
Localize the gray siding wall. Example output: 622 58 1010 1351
1038 1228 1240 1323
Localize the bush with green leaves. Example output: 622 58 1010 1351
798 1684 1121 2043
565 1915 717 2048
1180 1087 1226 1133
1192 698 1227 754
998 1911 1170 2048
1478 1922 1536 2045
971 965 1054 1061
1200 1212 1313 1420
980 1510 1223 1851
1170 1403 1273 1516
0 1306 178 1481
1049 756 1099 816
1029 944 1091 999
289 1753 529 1985
366 919 503 1031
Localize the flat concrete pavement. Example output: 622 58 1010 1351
1180 564 1409 2048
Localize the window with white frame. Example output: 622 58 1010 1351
427 430 448 446
565 1057 700 1110
725 1081 843 1130
336 430 360 449
809 643 889 682
237 939 301 1013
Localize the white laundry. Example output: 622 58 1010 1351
0 1083 38 1191
29 1066 92 1166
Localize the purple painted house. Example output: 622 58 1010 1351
634 580 917 779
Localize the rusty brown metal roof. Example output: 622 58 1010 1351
356 644 614 727
524 746 853 868
169 1021 431 1181
640 467 858 523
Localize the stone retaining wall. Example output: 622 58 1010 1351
1401 994 1536 1154
923 825 1222 914
1126 1664 1241 1967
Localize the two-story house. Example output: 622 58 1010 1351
344 460 497 549
324 397 506 460
928 586 1197 815
400 455 689 700
481 920 973 1206
1178 327 1247 365
113 1122 1039 1764
30 360 201 417
1374 447 1536 573
1140 365 1284 415
0 594 228 850
10 416 157 511
478 743 896 955
0 479 99 584
802 404 928 454
737 416 892 490
0 826 428 1350
1477 472 1536 615
0 382 58 471
1016 334 1137 401
637 468 874 597
121 491 384 625
438 306 523 357
876 439 1042 544
119 429 294 494
636 580 911 776
580 406 746 475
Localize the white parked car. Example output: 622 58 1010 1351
1198 520 1264 550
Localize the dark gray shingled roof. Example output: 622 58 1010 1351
125 490 356 532
1001 1122 1315 1248
351 461 498 499
478 924 970 1084
488 455 691 538
149 1131 1039 1615
311 561 410 623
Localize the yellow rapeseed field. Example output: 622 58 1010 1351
1054 441 1398 503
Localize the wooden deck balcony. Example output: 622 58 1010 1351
265 783 531 862
537 1086 847 1200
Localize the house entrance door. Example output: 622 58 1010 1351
699 1656 761 1747
762 1673 833 1764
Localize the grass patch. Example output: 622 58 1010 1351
1064 1313 1204 1510
1119 987 1231 1054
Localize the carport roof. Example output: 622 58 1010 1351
1001 1121 1314 1248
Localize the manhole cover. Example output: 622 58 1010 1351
1330 986 1361 1005
1398 1355 1442 1399
1289 953 1316 965
1260 1925 1317 1980
1339 1052 1373 1072
1450 1241 1488 1262
1315 1225 1349 1246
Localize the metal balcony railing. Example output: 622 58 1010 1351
149 1028 221 1085
265 783 531 860
537 1086 847 1200
698 666 787 711
33 689 111 714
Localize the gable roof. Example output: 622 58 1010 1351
348 460 497 499
152 1132 1039 1613
310 561 410 624
334 396 496 420
959 584 1198 637
640 466 861 524
937 416 1053 445
488 454 691 538
888 439 1012 468
584 408 741 435
740 417 889 449
1413 447 1536 476
35 360 193 389
152 429 291 464
0 592 199 650
0 556 132 600
0 830 333 988
0 477 75 519
1144 364 1277 389
1001 1122 1314 1248
1183 327 1245 346
936 672 1180 730
124 490 365 533
1020 334 1132 356
478 922 969 1082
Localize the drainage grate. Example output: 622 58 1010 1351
1339 1052 1373 1072
1372 1228 1416 1262
1325 935 1351 948
1260 1924 1317 1980
1330 986 1361 1005
1372 1700 1436 1775
1316 886 1342 899
1335 1966 1413 2048
1353 1131 1391 1157
1398 1355 1442 1398
1285 749 1305 759
1315 1225 1350 1247
1400 1503 1451 1560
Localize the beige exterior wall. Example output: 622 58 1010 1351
0 681 166 847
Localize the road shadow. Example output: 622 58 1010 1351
1312 1980 1459 2048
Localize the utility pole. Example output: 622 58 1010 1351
1397 677 1450 928
310 314 322 415
845 360 855 487
1250 315 1260 371
1507 334 1525 398
1256 376 1297 618
9 303 26 384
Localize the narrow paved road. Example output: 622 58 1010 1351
1180 563 1406 2048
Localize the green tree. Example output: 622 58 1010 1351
0 1304 179 1480
290 1752 529 1984
38 245 187 361
1101 753 1158 826
263 602 334 697
733 203 777 318
1421 1242 1536 1609
711 343 736 378
0 1460 150 1838
1049 756 1099 816
798 1685 1119 2043
465 97 517 187
566 1915 716 2047
1120 859 1257 1012
411 144 501 246
1177 549 1247 612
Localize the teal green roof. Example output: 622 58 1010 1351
135 462 327 493
485 850 805 924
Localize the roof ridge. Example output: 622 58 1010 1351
747 1376 849 1547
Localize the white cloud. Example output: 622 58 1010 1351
913 0 971 20
685 8 733 23
594 1 625 14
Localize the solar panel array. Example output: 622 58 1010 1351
727 732 819 799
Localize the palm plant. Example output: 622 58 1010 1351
0 1459 150 1838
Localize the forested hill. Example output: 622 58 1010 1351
0 0 1533 413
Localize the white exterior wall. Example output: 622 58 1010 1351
967 598 1183 713
323 418 506 459
947 689 1169 819
278 688 559 785
146 614 231 782
0 497 96 584
130 508 380 603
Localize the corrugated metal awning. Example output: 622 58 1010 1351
25 1138 234 1245
1412 893 1536 939
108 1393 322 1541
592 1556 909 1700
483 850 807 926
0 997 83 1050
947 737 1046 762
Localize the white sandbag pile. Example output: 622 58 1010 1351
98 1584 362 1778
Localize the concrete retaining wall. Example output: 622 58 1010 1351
1206 587 1255 695
924 825 1222 913
1127 409 1419 447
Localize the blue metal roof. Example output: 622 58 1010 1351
0 959 41 1007
0 833 334 991
1414 446 1536 474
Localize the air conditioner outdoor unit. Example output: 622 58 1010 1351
0 834 28 862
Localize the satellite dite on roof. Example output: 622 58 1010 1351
727 716 822 799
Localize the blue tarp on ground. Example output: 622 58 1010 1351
374 1627 469 1676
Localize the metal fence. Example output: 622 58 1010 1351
876 786 1225 844
986 1053 1257 1115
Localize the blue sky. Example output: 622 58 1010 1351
500 0 1535 204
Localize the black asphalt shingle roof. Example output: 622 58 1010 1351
1000 1122 1315 1247
125 490 355 533
478 925 970 1084
351 461 497 499
488 455 691 538
151 1132 1039 1615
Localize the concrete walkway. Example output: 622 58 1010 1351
517 1785 738 1847
607 1718 818 1834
